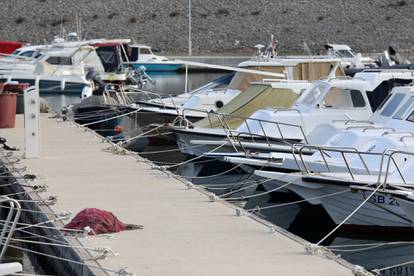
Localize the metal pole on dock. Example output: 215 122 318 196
188 0 192 57
184 0 192 94
23 78 41 158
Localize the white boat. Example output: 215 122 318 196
0 37 133 94
249 88 414 229
131 56 343 129
122 44 182 72
174 69 414 156
225 84 414 176
324 44 376 68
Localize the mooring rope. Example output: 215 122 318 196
136 144 204 155
316 183 382 245
200 177 256 190
244 189 350 212
185 164 243 180
374 259 414 273
4 243 133 276
159 141 229 169
222 176 299 201
81 109 140 127
7 237 115 254
218 177 273 198
120 124 165 145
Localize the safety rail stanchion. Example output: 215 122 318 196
0 196 21 261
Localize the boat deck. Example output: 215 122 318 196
0 114 357 276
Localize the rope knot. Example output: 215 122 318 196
353 265 371 276
117 268 135 276
208 193 218 202
186 182 194 190
235 208 245 216
304 242 323 255
40 196 58 206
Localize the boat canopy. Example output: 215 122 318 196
196 83 303 128
228 61 344 92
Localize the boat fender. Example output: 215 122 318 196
60 79 66 91
81 86 93 99
215 100 224 109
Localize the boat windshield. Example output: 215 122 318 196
335 50 355 58
380 93 405 117
321 87 366 108
300 84 325 106
393 96 414 120
140 47 152 55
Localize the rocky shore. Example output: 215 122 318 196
0 0 413 54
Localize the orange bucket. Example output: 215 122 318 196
0 93 17 128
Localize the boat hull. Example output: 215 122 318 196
291 182 411 228
256 171 413 229
0 77 87 94
124 62 182 72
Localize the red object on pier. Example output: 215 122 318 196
65 208 127 234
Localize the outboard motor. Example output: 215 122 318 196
125 66 155 88
85 68 106 96
388 46 405 65
376 46 409 67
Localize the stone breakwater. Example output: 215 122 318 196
0 0 413 54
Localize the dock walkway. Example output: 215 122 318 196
0 114 357 276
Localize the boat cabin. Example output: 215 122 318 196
235 70 414 138
121 44 166 63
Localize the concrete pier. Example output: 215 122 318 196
0 114 359 276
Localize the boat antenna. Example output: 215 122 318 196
303 41 315 78
60 16 63 39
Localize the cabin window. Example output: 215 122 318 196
393 96 414 120
380 93 405 117
336 50 355 58
406 111 414 122
128 47 138 61
321 88 365 109
46 56 72 65
11 50 21 56
140 48 152 55
20 51 35 58
302 85 323 106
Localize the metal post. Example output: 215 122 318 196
24 78 41 158
188 0 192 56
184 64 189 94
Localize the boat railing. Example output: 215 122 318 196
126 90 171 109
102 85 135 106
331 119 374 125
292 144 409 185
217 113 309 145
181 109 310 148
0 196 21 261
377 150 414 188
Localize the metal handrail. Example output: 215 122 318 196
292 145 410 187
362 127 395 133
126 90 166 108
294 145 382 179
378 150 413 188
381 132 414 137
400 136 414 142
0 196 21 261
331 119 374 125
190 110 310 144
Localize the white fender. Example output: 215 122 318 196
81 86 93 99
